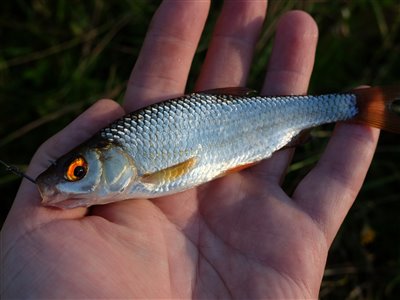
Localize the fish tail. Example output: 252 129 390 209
352 86 400 133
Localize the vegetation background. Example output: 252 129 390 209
0 0 399 298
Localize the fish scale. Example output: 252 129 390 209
99 93 357 195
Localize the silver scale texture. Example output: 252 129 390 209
100 93 358 196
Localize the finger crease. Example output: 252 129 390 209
212 34 257 51
146 33 197 50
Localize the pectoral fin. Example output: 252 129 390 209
141 157 197 184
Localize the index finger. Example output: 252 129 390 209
123 0 210 112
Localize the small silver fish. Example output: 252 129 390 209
36 86 400 209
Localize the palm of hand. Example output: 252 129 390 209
1 2 378 299
5 174 324 298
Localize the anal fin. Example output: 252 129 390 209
218 162 258 178
281 129 312 150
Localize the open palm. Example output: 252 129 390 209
1 1 379 299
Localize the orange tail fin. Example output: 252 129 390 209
352 86 400 133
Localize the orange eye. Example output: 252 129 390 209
65 157 88 181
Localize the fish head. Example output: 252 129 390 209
36 139 138 209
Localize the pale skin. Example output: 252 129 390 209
1 1 379 298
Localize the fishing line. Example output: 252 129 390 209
0 159 36 184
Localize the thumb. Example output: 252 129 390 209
2 100 124 245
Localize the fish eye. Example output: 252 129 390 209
65 156 88 182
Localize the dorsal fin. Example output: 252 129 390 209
197 87 257 96
141 157 197 185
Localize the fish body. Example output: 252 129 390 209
100 93 357 195
36 87 400 209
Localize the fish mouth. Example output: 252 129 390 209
39 187 88 209
41 195 90 209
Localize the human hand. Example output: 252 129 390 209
1 1 379 298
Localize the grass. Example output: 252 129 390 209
1 0 399 298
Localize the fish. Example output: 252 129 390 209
36 86 400 209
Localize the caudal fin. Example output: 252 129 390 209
352 86 400 133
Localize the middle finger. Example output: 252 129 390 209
124 0 210 112
195 0 267 90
